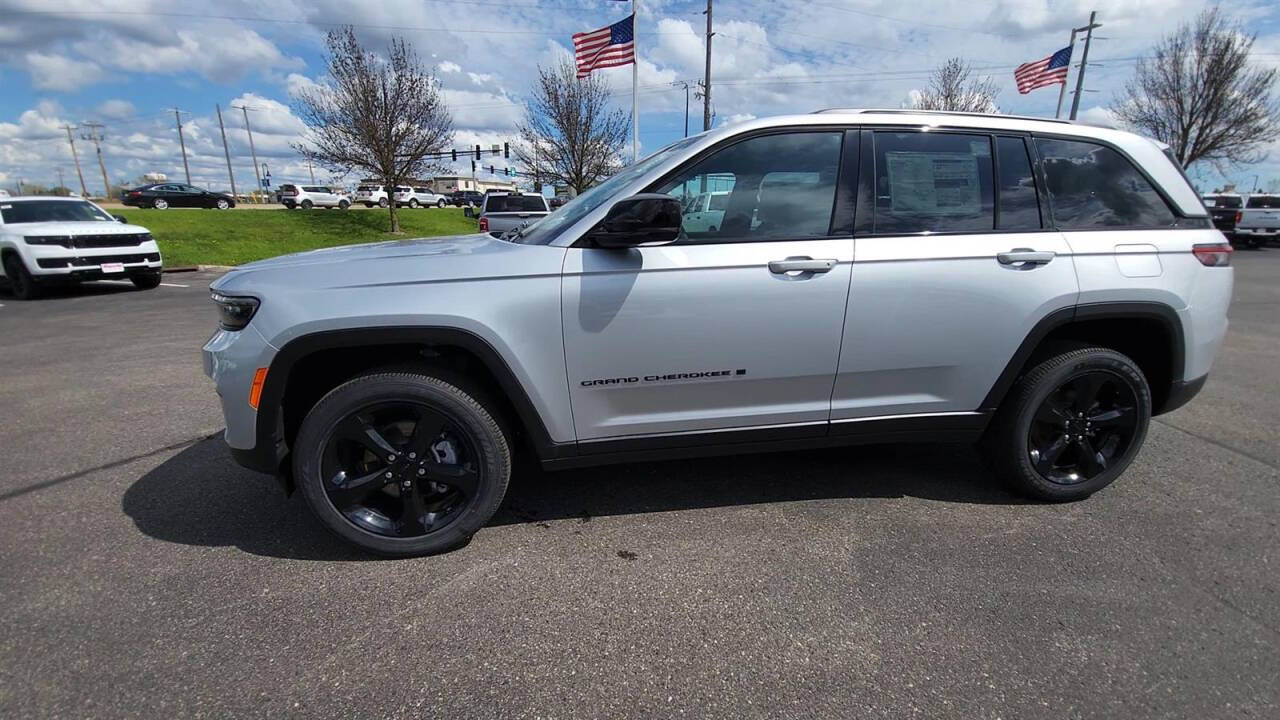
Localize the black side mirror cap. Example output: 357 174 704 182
113 215 127 224
587 193 682 248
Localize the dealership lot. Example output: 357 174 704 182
1 255 1277 717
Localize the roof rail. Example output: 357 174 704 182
812 108 1074 124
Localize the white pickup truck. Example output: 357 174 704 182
1234 194 1280 248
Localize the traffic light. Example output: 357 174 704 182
471 160 476 172
489 165 495 175
451 149 457 162
503 142 509 159
474 145 480 160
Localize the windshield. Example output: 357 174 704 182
513 135 704 245
0 200 114 224
1246 195 1279 209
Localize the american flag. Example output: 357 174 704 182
573 14 635 78
1014 46 1072 94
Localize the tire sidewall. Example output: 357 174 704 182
1007 351 1151 500
153 198 167 209
294 374 511 557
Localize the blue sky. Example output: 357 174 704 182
2 0 1278 194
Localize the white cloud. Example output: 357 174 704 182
23 52 104 91
97 99 135 120
438 61 461 74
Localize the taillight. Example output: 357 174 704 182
1235 211 1242 224
478 217 489 232
128 191 141 197
1192 242 1232 267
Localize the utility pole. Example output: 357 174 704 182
673 81 691 137
308 157 316 183
81 122 111 198
215 104 238 200
55 167 65 192
632 0 640 162
233 105 263 202
702 0 714 132
170 108 192 184
61 124 89 197
1068 10 1102 121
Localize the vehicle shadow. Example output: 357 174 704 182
0 279 141 300
122 434 1022 561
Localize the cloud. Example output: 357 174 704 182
23 52 104 91
97 99 135 120
438 61 461 74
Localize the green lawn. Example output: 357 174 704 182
118 207 479 267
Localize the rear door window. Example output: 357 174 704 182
871 131 995 234
1246 195 1280 209
1035 137 1177 229
995 136 1042 230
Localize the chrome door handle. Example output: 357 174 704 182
768 257 837 274
997 248 1056 266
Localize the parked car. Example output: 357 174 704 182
450 190 485 208
477 192 550 236
1202 193 1243 239
354 184 389 208
204 109 1232 557
402 186 448 208
280 184 350 210
679 190 731 233
122 183 236 210
1233 194 1280 248
0 189 10 198
1 196 162 299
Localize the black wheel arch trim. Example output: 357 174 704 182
979 300 1187 415
240 326 569 478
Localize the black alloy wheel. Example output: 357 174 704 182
1027 370 1139 485
3 254 39 300
320 402 482 539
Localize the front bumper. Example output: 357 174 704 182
202 323 280 473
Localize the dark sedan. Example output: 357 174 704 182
122 183 236 210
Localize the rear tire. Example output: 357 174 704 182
131 272 162 290
152 198 168 210
981 347 1151 502
3 254 40 300
293 371 512 557
409 199 420 209
301 199 313 210
378 198 389 208
437 199 447 208
363 203 374 208
215 198 230 210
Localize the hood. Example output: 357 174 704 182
2 220 151 236
211 232 558 294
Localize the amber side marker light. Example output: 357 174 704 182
248 368 268 409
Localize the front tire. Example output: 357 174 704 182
338 200 350 210
152 198 168 210
378 197 389 208
982 347 1151 502
3 254 40 300
131 272 162 290
293 372 512 557
437 199 447 208
363 202 374 208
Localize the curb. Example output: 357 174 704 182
163 265 236 274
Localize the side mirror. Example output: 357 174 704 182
113 215 127 224
586 193 682 248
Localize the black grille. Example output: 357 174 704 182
72 233 150 248
38 253 160 269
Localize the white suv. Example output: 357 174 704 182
402 186 448 208
354 184 389 208
279 185 350 210
1 196 163 299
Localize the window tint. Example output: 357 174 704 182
654 132 842 243
872 131 994 234
995 136 1041 230
1036 138 1176 229
303 186 326 193
485 195 546 212
1246 195 1280 209
1205 195 1242 209
414 188 431 194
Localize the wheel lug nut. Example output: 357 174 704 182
409 452 417 459
417 469 426 476
385 472 393 478
402 481 411 488
387 455 396 463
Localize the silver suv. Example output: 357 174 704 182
204 110 1233 557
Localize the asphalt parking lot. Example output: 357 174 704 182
1 253 1277 718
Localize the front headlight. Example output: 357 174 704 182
211 292 260 330
24 235 73 247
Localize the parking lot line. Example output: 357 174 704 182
160 282 189 288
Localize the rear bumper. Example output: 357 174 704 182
1155 374 1208 416
1235 227 1279 236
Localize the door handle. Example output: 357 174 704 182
769 257 837 274
997 248 1056 266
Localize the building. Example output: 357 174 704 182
432 175 517 194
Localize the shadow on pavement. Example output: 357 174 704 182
123 434 1021 561
0 279 143 300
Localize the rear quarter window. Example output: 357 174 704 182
1246 195 1280 209
1036 137 1177 229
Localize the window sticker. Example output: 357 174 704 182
885 151 981 216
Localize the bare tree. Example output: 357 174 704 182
1111 7 1279 169
513 58 630 195
912 58 1000 113
292 27 453 232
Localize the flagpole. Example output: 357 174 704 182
632 0 639 162
1054 28 1077 119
